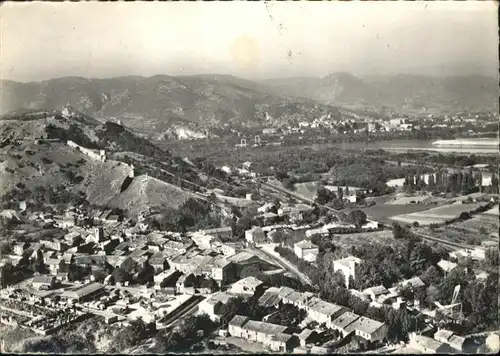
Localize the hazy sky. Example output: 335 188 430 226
1 1 498 82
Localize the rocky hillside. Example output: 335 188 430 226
0 109 205 218
1 75 340 134
264 73 499 111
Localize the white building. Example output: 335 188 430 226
332 256 363 288
294 240 319 262
228 276 264 297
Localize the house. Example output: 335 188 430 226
228 315 297 352
434 329 465 352
202 227 233 240
305 297 347 327
45 258 65 276
198 291 233 321
153 270 179 287
363 285 389 301
190 232 220 250
229 276 264 297
333 256 363 288
32 275 56 290
86 227 107 244
294 240 319 262
408 333 453 354
258 287 283 308
331 311 360 337
349 289 370 302
396 277 426 291
298 329 318 347
245 227 266 245
149 252 169 274
344 316 388 342
208 256 233 286
346 194 360 203
278 287 314 309
437 260 458 275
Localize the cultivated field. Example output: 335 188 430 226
392 201 490 226
416 205 499 245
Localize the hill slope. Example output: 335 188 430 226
0 109 201 217
263 73 499 111
1 75 340 134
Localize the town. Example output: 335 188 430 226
1 1 499 354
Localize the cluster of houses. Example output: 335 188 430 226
225 284 388 352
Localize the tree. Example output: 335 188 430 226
200 278 219 292
113 318 148 352
392 222 405 239
184 274 197 287
412 221 419 228
485 248 499 267
347 210 367 228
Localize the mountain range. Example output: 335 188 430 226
2 73 497 135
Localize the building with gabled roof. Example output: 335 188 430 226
331 311 360 337
61 282 105 303
305 297 348 327
228 315 298 352
198 291 234 321
344 316 388 342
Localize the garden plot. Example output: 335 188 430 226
391 202 488 226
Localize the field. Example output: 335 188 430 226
416 205 499 245
360 203 435 223
392 201 490 226
333 230 397 250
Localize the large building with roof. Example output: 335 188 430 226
61 282 105 303
228 315 298 352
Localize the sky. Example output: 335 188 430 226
1 1 498 82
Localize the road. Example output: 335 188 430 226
250 245 312 286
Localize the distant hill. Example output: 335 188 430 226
1 75 340 134
263 73 499 111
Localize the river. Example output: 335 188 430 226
309 139 499 154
